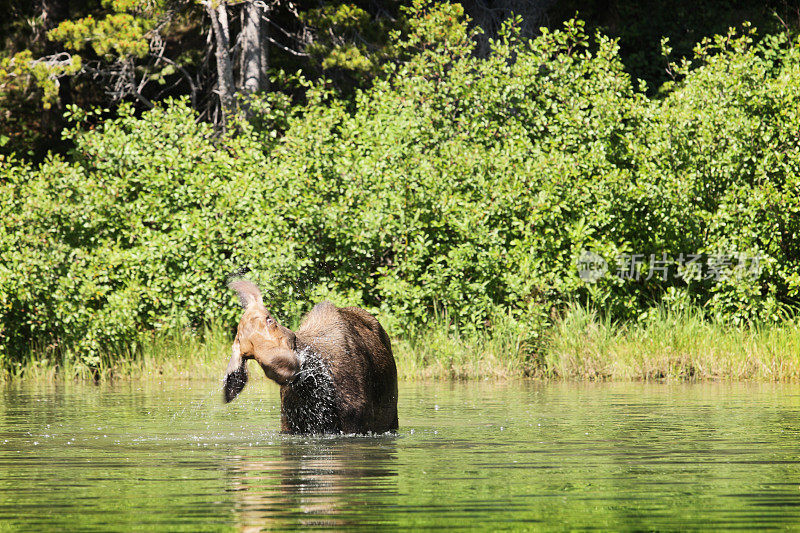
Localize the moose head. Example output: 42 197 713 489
223 280 302 403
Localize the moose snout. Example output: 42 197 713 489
223 364 248 403
223 340 248 403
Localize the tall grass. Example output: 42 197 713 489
392 314 538 380
545 305 800 381
4 306 800 382
1 325 231 382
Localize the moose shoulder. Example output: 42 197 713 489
223 280 398 434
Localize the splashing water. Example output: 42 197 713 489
281 346 339 434
172 383 226 421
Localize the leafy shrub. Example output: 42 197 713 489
629 29 800 323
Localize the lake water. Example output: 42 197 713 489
2 380 800 530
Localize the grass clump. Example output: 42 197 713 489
545 305 800 381
393 314 541 380
2 325 230 382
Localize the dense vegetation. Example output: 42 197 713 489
2 0 795 160
1 2 799 375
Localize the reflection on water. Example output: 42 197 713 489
2 380 800 529
228 437 398 530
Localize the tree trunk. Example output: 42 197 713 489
207 0 236 128
240 0 264 94
259 5 269 91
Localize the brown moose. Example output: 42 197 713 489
223 280 398 434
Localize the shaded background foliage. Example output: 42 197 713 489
1 2 799 370
2 0 798 158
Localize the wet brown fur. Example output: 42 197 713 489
224 281 398 434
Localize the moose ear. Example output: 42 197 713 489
229 280 264 309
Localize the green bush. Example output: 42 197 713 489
629 29 800 323
1 3 799 370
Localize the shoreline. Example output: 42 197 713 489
4 307 799 383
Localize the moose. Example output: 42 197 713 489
223 280 398 434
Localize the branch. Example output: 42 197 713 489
155 56 199 104
264 33 309 57
29 52 75 69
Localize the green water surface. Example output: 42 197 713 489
2 380 800 530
